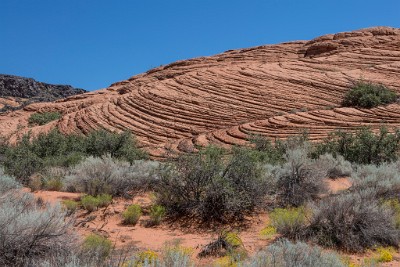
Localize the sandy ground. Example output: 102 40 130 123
32 178 400 266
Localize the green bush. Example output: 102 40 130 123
62 200 79 214
84 129 148 163
156 146 270 223
97 194 112 207
80 194 112 212
122 204 142 225
1 129 148 185
81 234 112 262
81 195 101 212
28 112 62 126
148 205 166 226
313 127 400 165
269 207 307 240
342 81 397 108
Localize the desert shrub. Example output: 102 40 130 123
246 239 345 267
259 226 277 240
156 146 270 222
0 189 76 266
39 167 67 191
97 194 112 207
84 129 148 163
162 243 193 267
28 111 62 126
81 234 113 263
3 135 44 183
315 153 353 178
81 195 101 212
213 256 238 267
248 134 286 164
305 190 400 252
62 200 79 214
375 247 394 263
313 127 400 165
0 129 148 185
65 156 160 197
269 207 307 239
123 204 142 225
342 81 397 108
148 205 166 226
383 199 400 229
274 146 328 207
0 167 20 194
199 231 245 259
351 162 400 199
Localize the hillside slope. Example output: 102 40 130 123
0 74 86 112
1 27 400 157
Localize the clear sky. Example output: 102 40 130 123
1 0 399 91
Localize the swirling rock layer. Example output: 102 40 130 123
1 27 400 157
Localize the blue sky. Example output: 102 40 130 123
1 0 399 91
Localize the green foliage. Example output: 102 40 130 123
375 247 394 263
342 81 397 108
62 200 79 214
156 146 269 222
259 226 277 239
269 207 307 239
1 129 148 185
28 112 62 126
81 195 101 212
248 134 286 164
84 129 148 163
97 194 112 207
313 127 400 164
80 194 112 212
148 205 166 226
81 234 112 261
122 204 142 225
199 231 245 259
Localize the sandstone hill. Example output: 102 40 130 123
1 27 400 157
0 74 86 112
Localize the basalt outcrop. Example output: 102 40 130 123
1 27 400 158
0 74 86 112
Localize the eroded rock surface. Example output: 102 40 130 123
1 27 400 157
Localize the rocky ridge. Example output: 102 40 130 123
0 74 86 112
0 27 399 158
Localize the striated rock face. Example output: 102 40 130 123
1 27 400 158
0 74 86 112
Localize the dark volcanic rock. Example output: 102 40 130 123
0 74 86 111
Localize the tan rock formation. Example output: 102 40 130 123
1 27 400 157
